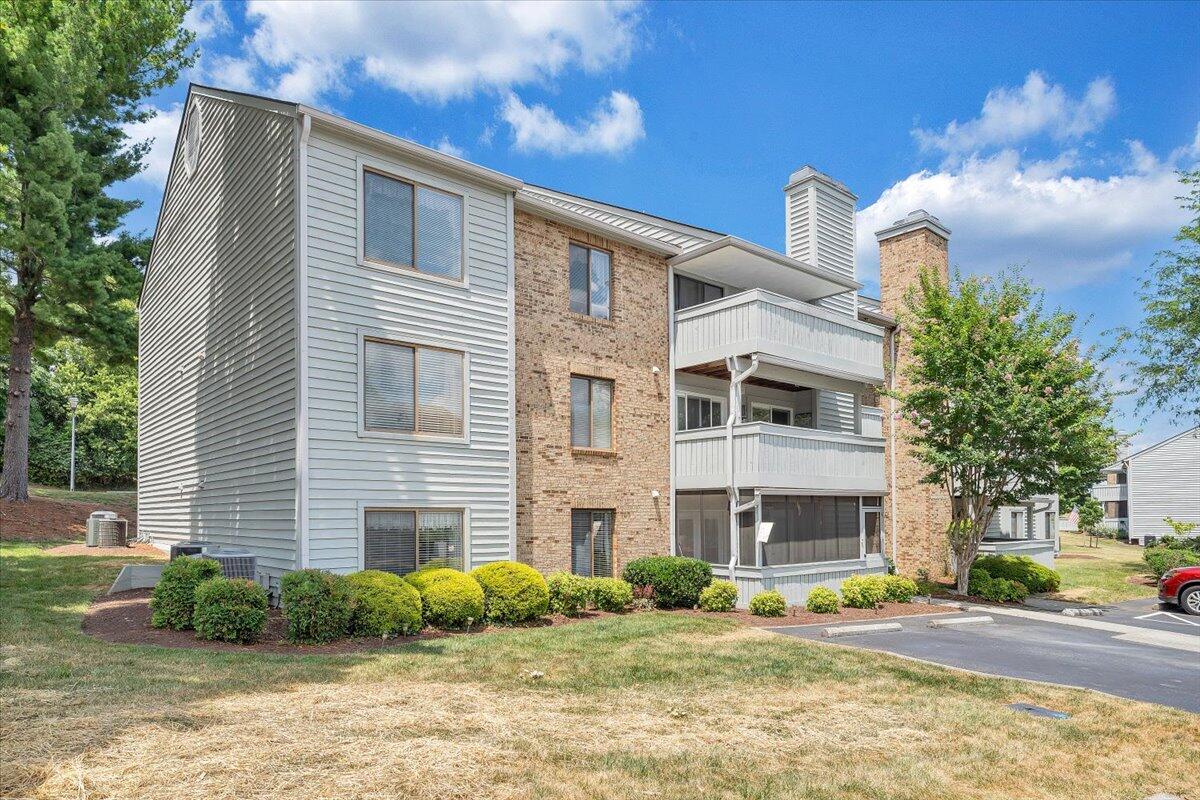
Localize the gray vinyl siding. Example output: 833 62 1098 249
1128 429 1200 542
303 125 514 573
138 92 299 575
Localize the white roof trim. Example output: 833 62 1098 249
515 193 681 256
670 235 861 293
1121 424 1200 464
521 186 721 245
875 209 952 242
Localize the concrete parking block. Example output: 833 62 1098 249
1062 607 1104 617
821 622 903 638
928 615 994 628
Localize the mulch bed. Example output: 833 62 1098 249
0 496 137 542
83 590 954 655
1125 574 1157 587
45 542 164 558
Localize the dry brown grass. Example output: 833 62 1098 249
3 543 1199 800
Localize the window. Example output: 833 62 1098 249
1044 513 1056 538
570 376 613 449
363 169 464 280
1010 510 1025 539
363 338 464 437
863 497 883 556
571 509 613 577
364 509 464 573
761 495 861 566
569 243 611 319
676 392 725 431
750 403 792 426
675 491 755 566
674 274 724 311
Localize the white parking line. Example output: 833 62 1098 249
1134 611 1200 627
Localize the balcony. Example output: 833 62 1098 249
674 422 886 492
1092 484 1128 502
674 289 885 385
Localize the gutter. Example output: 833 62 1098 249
889 325 899 565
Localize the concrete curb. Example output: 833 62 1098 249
928 615 993 628
966 604 1200 654
822 622 903 638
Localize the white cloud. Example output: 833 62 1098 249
203 55 259 93
914 72 1116 157
433 136 466 159
856 143 1196 290
122 104 183 186
184 1 231 40
501 91 644 156
238 0 642 104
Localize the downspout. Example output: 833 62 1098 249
726 354 761 579
294 112 312 570
888 325 899 565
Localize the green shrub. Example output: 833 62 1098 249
621 556 713 609
470 561 549 624
419 570 485 629
280 568 353 643
748 589 787 617
968 567 1029 602
546 572 589 616
805 586 840 614
345 570 423 637
974 555 1061 593
881 575 919 604
588 577 634 612
1144 545 1200 578
698 580 739 612
840 574 888 609
192 577 269 644
403 567 461 593
150 556 222 630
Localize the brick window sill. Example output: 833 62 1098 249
572 447 618 458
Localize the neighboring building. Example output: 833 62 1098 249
140 84 962 603
1090 426 1200 545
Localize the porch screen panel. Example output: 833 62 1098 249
364 510 417 574
763 495 861 566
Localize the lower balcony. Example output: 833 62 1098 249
674 423 886 493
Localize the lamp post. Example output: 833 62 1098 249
68 396 79 492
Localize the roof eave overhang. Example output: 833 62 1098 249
670 236 861 300
514 194 681 256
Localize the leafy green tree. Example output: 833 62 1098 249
1076 496 1104 534
892 270 1120 593
1123 169 1200 422
0 0 192 499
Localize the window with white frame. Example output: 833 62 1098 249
676 392 725 431
364 509 464 573
862 496 883 555
363 337 464 437
363 169 464 280
571 509 614 577
1010 510 1025 538
569 242 611 319
570 375 613 449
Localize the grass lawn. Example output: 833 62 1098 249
2 542 1197 800
1051 532 1157 605
29 485 137 507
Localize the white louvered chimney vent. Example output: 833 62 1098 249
783 165 857 316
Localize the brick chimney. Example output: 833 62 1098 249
876 210 953 577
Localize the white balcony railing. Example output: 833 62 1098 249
1092 484 1128 502
674 422 886 492
673 289 885 384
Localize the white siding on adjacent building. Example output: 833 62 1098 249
138 91 299 575
302 123 514 572
1127 428 1200 542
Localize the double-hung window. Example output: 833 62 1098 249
676 392 724 431
569 243 611 319
363 338 464 437
570 376 613 449
363 169 464 281
364 509 464 573
571 509 614 577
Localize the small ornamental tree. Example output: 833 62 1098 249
1076 496 1104 535
891 270 1119 594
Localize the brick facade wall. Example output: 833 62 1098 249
513 211 672 576
879 227 953 577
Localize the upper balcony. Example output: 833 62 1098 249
1092 483 1128 502
674 288 885 385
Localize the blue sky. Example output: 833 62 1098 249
117 0 1200 451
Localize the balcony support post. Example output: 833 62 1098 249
725 354 760 579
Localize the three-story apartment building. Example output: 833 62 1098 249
140 85 907 603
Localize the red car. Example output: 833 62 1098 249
1158 566 1200 616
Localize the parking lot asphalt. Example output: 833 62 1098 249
772 610 1200 712
1101 597 1200 637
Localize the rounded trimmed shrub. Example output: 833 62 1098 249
192 577 269 644
403 567 461 593
968 567 1029 602
281 568 353 643
805 586 841 614
346 570 423 637
470 561 550 624
588 577 634 612
881 575 919 604
420 570 485 629
150 556 222 630
974 555 1061 593
841 575 888 609
547 571 589 616
621 556 713 609
698 580 738 612
748 589 787 617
